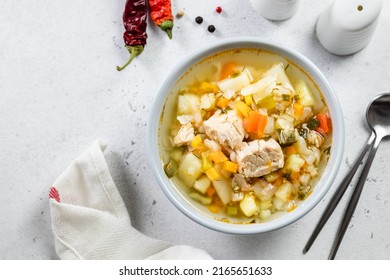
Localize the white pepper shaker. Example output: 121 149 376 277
249 0 300 21
316 0 383 55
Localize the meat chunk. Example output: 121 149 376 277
232 174 251 191
173 124 195 146
306 129 324 148
235 138 284 177
203 110 245 150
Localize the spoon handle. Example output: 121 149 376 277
303 132 375 254
328 132 382 260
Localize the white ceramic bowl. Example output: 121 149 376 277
147 38 344 234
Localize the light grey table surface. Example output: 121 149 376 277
1 0 389 260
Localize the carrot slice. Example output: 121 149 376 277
257 114 268 137
244 111 268 137
247 111 261 133
284 146 297 155
206 186 215 197
220 62 237 80
316 113 331 134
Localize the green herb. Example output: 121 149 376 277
282 94 290 101
231 72 241 78
293 94 300 101
285 63 290 70
277 129 297 147
307 118 320 130
164 159 178 178
323 146 331 154
298 128 308 139
298 191 306 200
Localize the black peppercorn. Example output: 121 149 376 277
208 25 216 33
195 16 203 24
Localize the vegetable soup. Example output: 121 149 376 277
159 49 331 224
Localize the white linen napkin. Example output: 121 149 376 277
49 140 212 260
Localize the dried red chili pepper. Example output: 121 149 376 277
117 0 148 71
148 0 174 39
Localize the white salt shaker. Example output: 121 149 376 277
316 0 383 55
249 0 300 21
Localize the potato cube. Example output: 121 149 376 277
240 194 259 217
193 175 211 194
177 152 202 187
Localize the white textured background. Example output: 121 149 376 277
0 0 389 260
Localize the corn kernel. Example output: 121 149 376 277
216 97 229 108
199 81 219 94
293 102 304 119
201 152 213 172
223 161 238 173
208 204 220 213
205 167 220 180
208 151 228 163
235 101 251 117
191 135 202 148
257 95 276 109
244 95 253 106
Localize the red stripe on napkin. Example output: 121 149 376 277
49 187 60 202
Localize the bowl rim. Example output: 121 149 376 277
147 37 345 234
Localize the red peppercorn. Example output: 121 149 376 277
216 6 222 13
